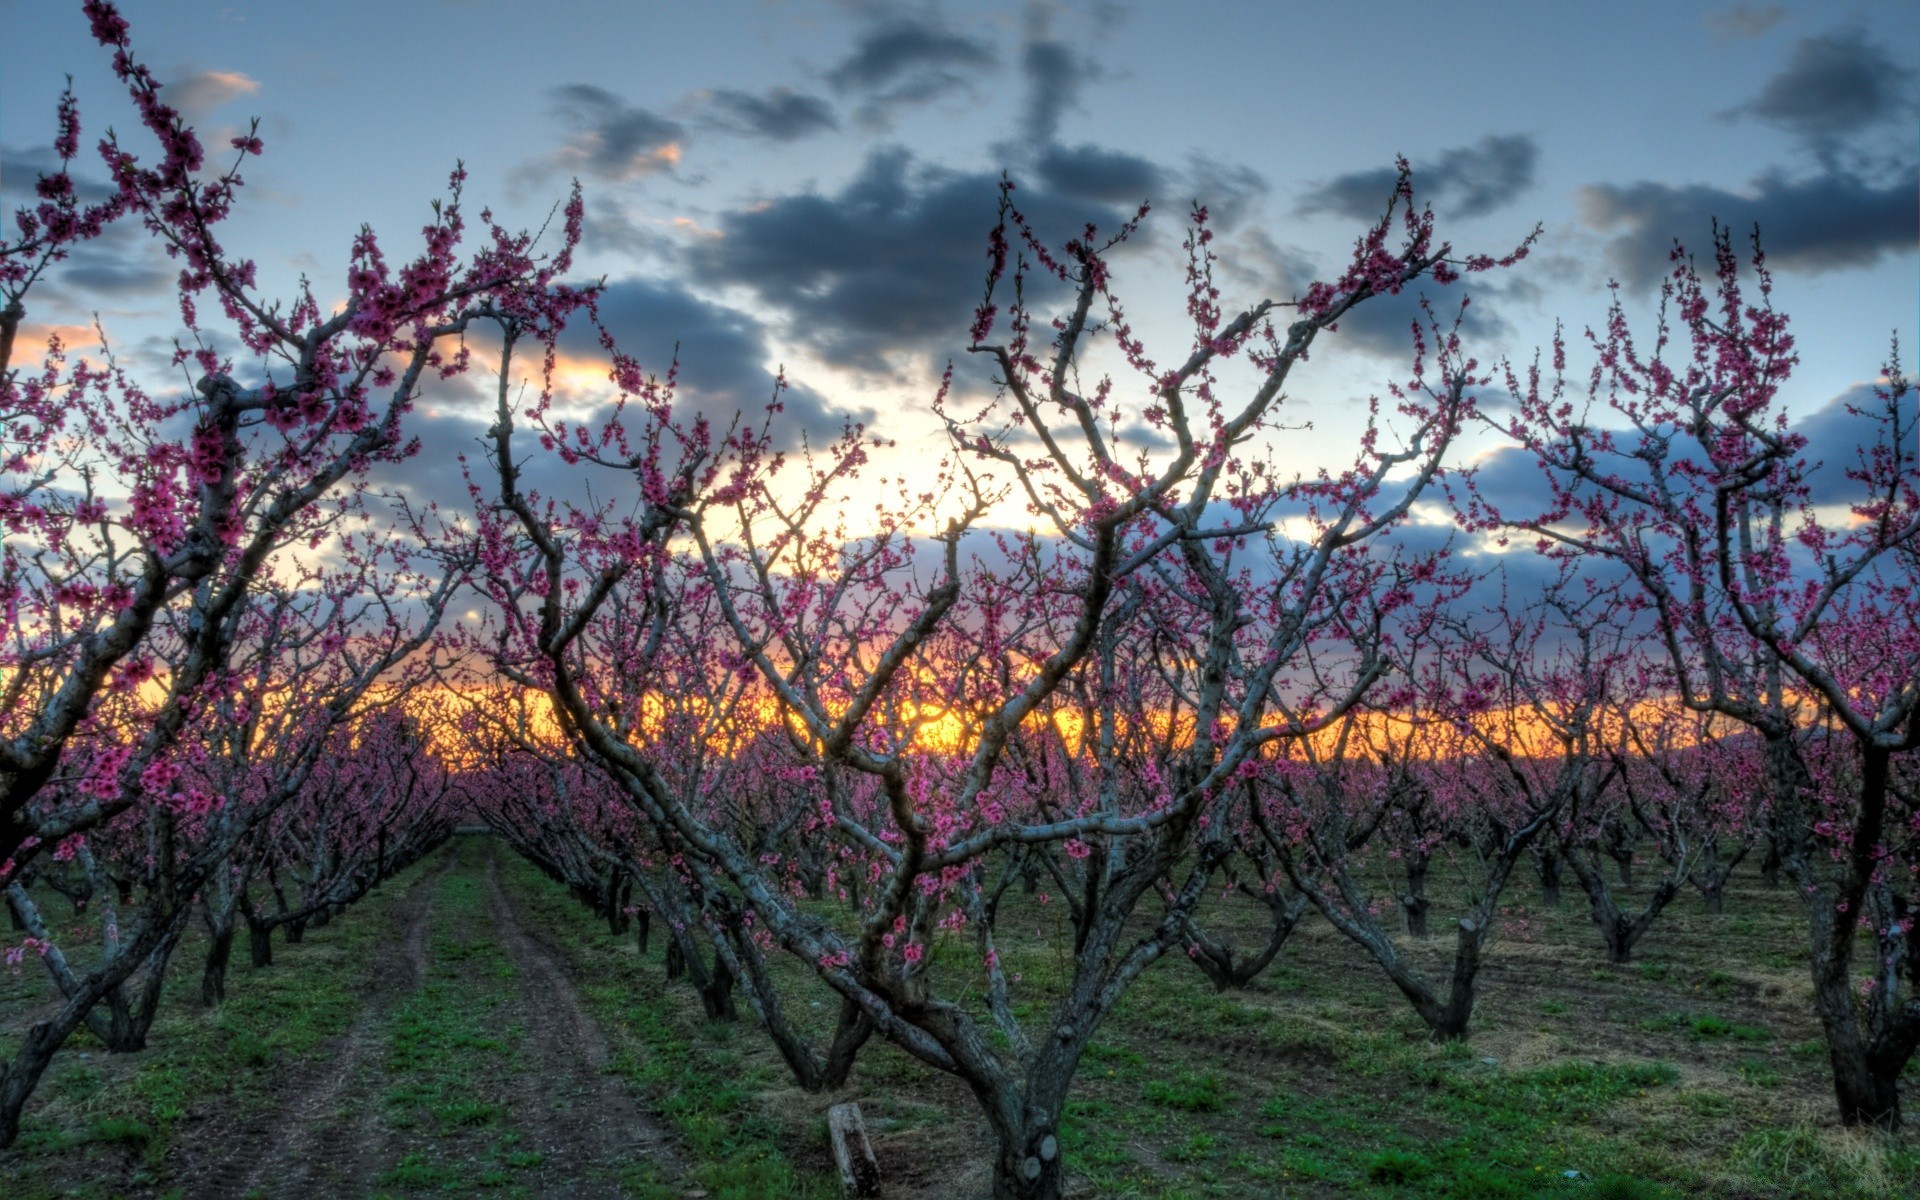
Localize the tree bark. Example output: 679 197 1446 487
1534 846 1563 907
201 920 235 1007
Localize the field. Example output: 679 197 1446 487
3 834 1914 1199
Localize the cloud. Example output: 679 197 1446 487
1791 376 1919 505
548 84 685 180
1033 142 1163 204
1 146 117 206
1705 3 1787 40
684 146 1151 373
826 17 997 125
1212 227 1316 300
1577 168 1915 291
701 88 838 141
995 21 1165 211
1723 29 1916 156
1182 156 1269 234
367 281 868 519
563 277 867 448
60 252 173 297
1298 134 1539 222
1320 275 1510 362
165 68 260 118
1018 31 1088 146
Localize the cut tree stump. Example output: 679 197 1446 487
827 1101 881 1198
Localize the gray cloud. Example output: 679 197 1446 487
826 18 998 125
1 146 117 207
1320 275 1510 362
1724 29 1916 156
60 253 173 297
1578 168 1915 291
701 88 838 141
563 277 865 449
685 146 1148 373
1298 134 1539 222
1793 376 1919 505
548 84 686 180
369 279 870 519
1019 35 1085 146
1033 142 1164 204
1182 155 1269 233
1213 227 1317 300
1705 3 1787 40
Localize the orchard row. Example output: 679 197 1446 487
2 5 1913 1196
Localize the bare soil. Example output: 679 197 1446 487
164 843 676 1198
478 840 677 1196
173 848 453 1199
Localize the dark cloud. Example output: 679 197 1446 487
1182 156 1269 234
1464 371 1920 524
1725 30 1916 155
60 253 173 297
826 18 997 125
368 280 869 519
565 277 867 448
1 146 118 207
701 88 838 141
996 23 1162 213
1578 168 1915 291
1019 36 1084 146
685 146 1148 373
1033 142 1163 204
1792 377 1919 505
1298 134 1539 222
1319 275 1510 362
1212 228 1316 300
548 84 685 180
1705 3 1787 40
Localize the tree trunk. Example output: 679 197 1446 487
1180 888 1305 990
201 921 235 1007
700 957 738 1021
1534 846 1563 907
1697 878 1725 916
1401 855 1431 937
1 1004 87 1148
1760 835 1782 887
819 998 871 1090
248 916 273 967
0 906 189 1146
634 908 651 957
1419 919 1482 1041
986 1103 1066 1200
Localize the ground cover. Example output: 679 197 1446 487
4 837 1915 1197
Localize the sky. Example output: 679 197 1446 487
2 0 1915 542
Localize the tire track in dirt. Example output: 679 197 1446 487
179 847 455 1200
480 841 678 1196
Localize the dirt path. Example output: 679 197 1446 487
177 849 452 1199
480 841 678 1195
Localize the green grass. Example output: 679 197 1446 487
7 842 1893 1200
500 855 835 1200
0 854 422 1199
1144 1071 1228 1113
